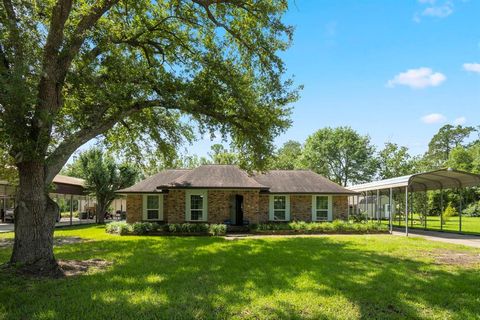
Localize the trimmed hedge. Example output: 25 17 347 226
252 220 388 234
106 221 227 236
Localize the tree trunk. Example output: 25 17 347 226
10 161 63 277
96 197 107 224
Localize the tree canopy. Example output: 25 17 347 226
0 0 298 275
70 148 137 224
299 127 377 186
377 142 414 179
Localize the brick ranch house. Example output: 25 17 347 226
117 165 357 225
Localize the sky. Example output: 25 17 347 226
187 0 480 157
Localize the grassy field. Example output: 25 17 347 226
1 226 480 319
389 214 480 234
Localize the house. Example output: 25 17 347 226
117 165 357 225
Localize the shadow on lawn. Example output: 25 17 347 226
1 235 480 319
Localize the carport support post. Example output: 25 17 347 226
376 189 380 221
405 186 409 236
459 189 463 233
70 194 73 226
440 188 444 231
389 188 393 234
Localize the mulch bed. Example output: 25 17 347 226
425 249 480 267
58 259 112 277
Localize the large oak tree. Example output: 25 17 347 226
0 0 297 275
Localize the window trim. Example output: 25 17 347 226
142 194 164 221
269 194 290 221
312 195 332 222
185 190 208 222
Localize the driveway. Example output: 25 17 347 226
0 218 98 233
393 228 480 248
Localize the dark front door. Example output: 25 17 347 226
235 195 244 226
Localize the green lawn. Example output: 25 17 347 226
1 226 480 319
390 214 480 234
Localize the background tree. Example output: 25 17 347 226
208 144 239 165
72 148 137 224
270 140 302 169
0 0 297 275
377 142 414 179
425 125 476 168
300 127 377 186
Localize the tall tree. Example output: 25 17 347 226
270 140 302 169
0 0 297 275
300 127 376 186
426 125 476 168
377 142 413 179
74 148 137 224
208 144 239 165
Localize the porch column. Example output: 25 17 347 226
70 194 73 226
389 187 393 234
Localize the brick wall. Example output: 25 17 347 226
207 190 261 224
333 195 349 220
258 194 270 223
291 195 312 221
165 190 185 223
126 191 350 224
126 195 142 223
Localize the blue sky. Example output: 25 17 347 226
188 0 480 157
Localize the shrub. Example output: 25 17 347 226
350 212 368 223
106 221 132 235
442 202 458 224
131 222 158 235
208 224 227 236
253 220 387 234
463 201 480 217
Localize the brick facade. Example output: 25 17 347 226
333 196 349 220
126 195 142 223
126 191 349 224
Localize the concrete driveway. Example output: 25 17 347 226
0 218 98 233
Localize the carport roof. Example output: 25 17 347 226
349 168 480 192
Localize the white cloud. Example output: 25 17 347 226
414 0 454 22
422 2 453 18
421 113 447 124
453 116 467 125
463 63 480 73
387 67 446 89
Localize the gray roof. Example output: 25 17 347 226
253 170 357 194
117 169 190 193
53 174 85 187
117 165 356 194
162 165 268 189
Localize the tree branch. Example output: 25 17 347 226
2 0 23 61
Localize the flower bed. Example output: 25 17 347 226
251 220 389 234
106 221 227 236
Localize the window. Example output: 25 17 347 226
312 195 331 221
143 194 163 220
269 195 290 221
186 190 208 221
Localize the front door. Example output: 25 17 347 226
235 195 244 226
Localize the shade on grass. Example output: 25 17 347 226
1 226 479 319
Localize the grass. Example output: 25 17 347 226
1 225 480 319
389 214 480 234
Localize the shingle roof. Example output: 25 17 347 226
162 165 268 189
117 165 357 194
117 169 190 193
253 170 357 194
53 174 85 187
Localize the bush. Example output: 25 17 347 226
252 220 387 234
106 221 132 235
208 224 227 236
107 222 227 236
442 202 458 224
463 201 480 217
131 222 158 235
350 212 368 223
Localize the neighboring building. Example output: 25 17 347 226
117 165 357 225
